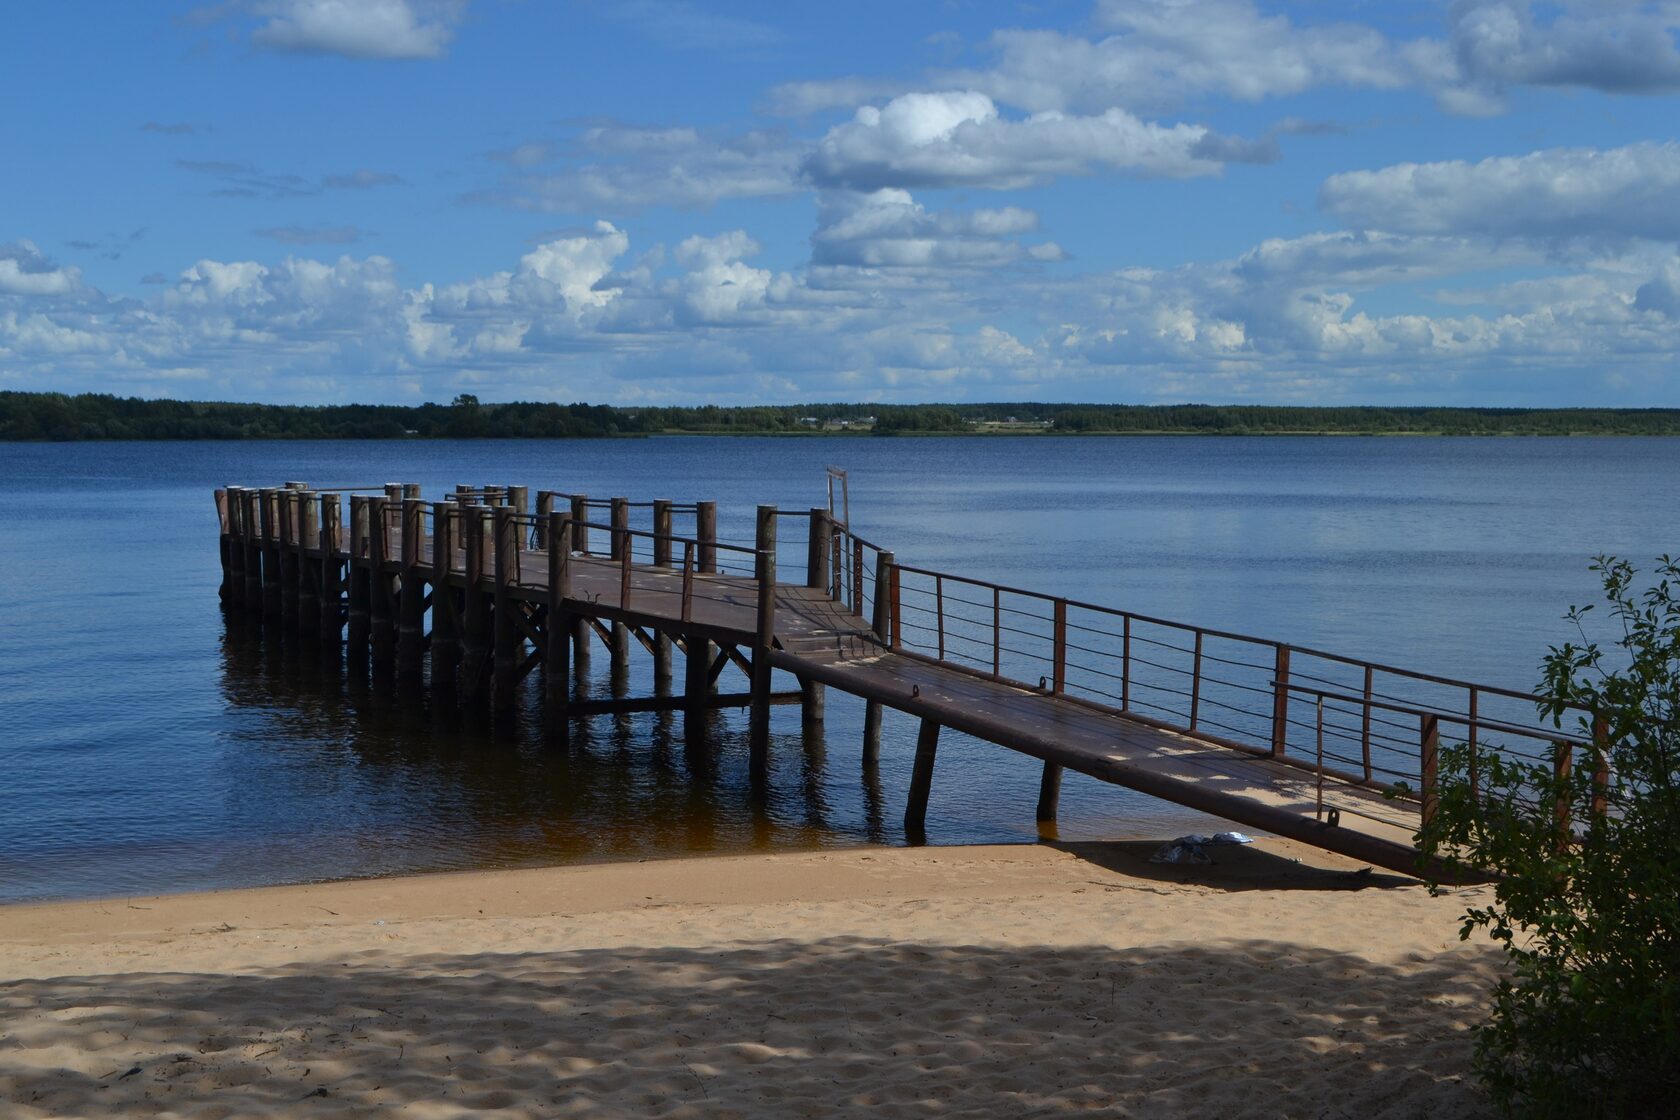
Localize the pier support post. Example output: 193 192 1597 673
749 504 777 772
259 489 282 619
234 487 255 612
226 488 249 611
684 632 712 713
298 492 320 638
1036 761 1063 824
863 550 894 765
807 507 833 590
368 496 395 666
215 489 234 605
347 496 371 655
278 490 301 624
507 485 528 515
652 499 674 691
609 497 631 677
546 511 572 726
905 718 941 836
569 494 592 669
1270 645 1292 759
460 506 491 701
534 491 553 549
429 501 459 692
800 676 825 726
319 494 344 647
397 498 426 678
795 507 831 723
696 501 717 574
240 490 262 611
493 506 520 708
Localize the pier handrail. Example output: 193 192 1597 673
1280 682 1594 747
879 555 1599 827
398 505 768 626
536 490 701 513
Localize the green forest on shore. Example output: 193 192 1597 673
4 390 1678 440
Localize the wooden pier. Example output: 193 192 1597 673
213 481 1600 877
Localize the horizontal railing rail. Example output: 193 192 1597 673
881 556 1599 831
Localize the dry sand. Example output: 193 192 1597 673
0 840 1502 1118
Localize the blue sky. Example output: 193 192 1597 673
5 1 1680 406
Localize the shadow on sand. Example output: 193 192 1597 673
1 934 1494 1118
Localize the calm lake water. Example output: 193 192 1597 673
1 436 1675 903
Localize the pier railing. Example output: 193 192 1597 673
883 561 1600 828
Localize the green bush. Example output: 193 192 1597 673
1418 556 1679 1117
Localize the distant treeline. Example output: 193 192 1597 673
3 391 1679 440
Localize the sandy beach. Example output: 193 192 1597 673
0 840 1500 1118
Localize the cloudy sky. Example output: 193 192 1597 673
6 1 1680 406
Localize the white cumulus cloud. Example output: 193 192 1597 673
245 0 463 60
805 90 1235 190
0 242 81 297
812 189 1054 269
1320 143 1680 241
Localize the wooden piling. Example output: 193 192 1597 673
546 511 572 724
652 500 673 690
684 629 712 714
1036 761 1063 823
1420 714 1440 827
1270 645 1292 758
259 489 282 618
319 494 344 645
696 500 717 574
223 487 247 610
368 496 395 665
492 506 520 708
460 506 492 700
347 496 372 652
905 718 941 834
397 498 426 678
749 504 777 770
609 498 631 675
535 491 554 549
807 508 832 590
800 675 825 726
215 489 234 604
683 500 718 704
863 550 894 765
241 490 262 612
298 492 320 637
429 501 459 691
507 486 528 514
799 507 830 724
569 494 591 666
278 490 302 624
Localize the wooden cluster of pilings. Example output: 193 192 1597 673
211 481 901 784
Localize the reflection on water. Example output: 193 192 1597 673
212 610 875 881
3 435 1675 903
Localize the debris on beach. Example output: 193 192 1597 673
1148 832 1253 865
